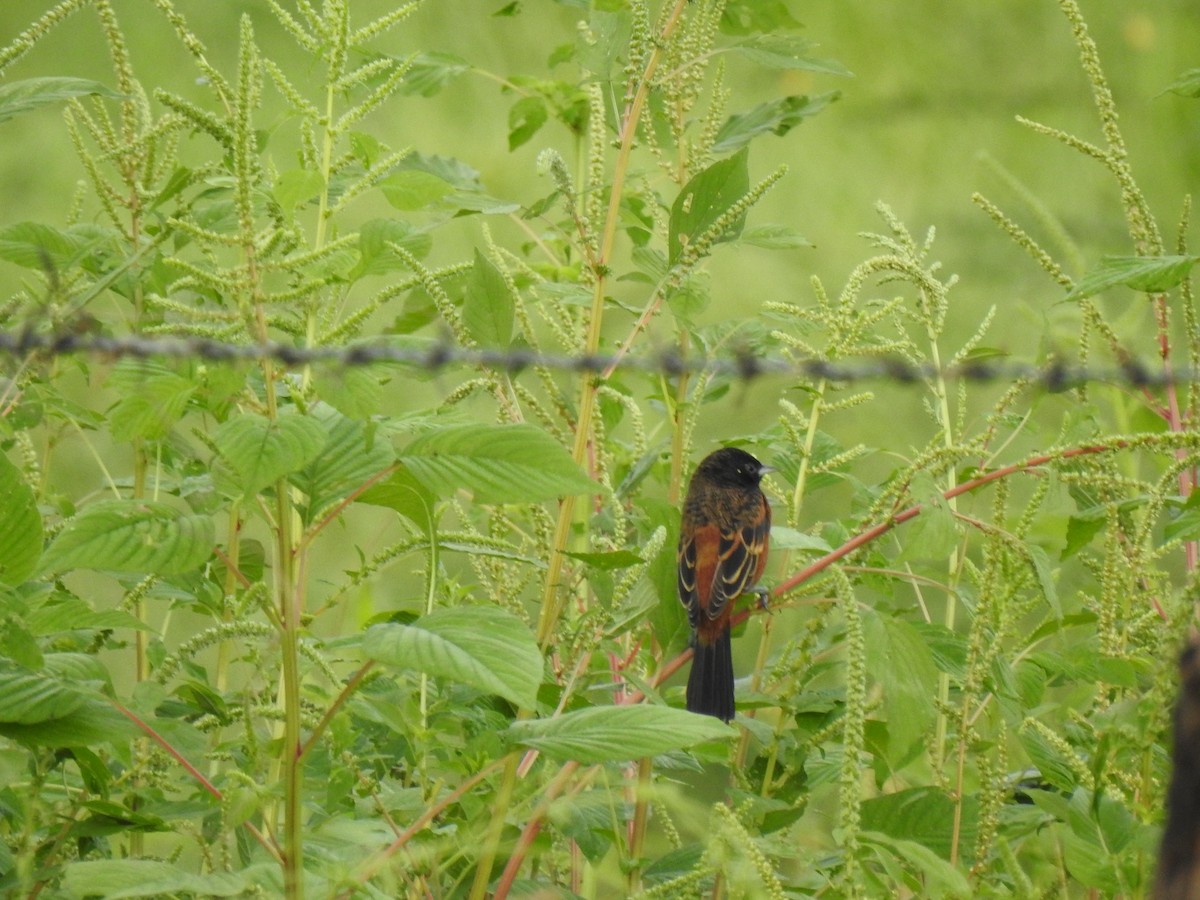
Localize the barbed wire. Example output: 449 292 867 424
0 328 1185 389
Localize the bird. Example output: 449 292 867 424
677 446 772 722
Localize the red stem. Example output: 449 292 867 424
113 702 280 860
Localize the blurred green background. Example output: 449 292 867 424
1 0 1197 442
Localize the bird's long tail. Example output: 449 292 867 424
686 628 735 722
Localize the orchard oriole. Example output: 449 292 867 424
677 447 772 722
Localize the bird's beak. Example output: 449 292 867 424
759 464 776 476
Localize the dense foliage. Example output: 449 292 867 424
0 1 1197 897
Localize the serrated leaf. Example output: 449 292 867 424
400 424 597 503
290 404 395 519
39 500 214 576
364 606 541 708
0 452 42 585
1065 254 1200 301
506 706 735 763
464 249 514 347
711 92 838 154
669 147 749 266
214 413 328 497
0 77 126 125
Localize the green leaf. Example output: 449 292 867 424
1065 254 1200 300
737 223 813 250
213 413 328 497
438 538 544 568
0 452 42 585
312 364 385 420
398 51 470 97
860 831 972 898
0 668 87 724
39 500 214 576
561 549 643 570
508 95 548 151
1019 727 1079 792
290 404 395 519
464 249 514 347
62 859 261 899
26 597 151 635
0 221 113 270
272 168 324 210
1060 788 1143 893
0 77 126 125
669 147 750 265
0 699 137 747
355 218 433 276
860 787 978 861
1063 513 1105 559
726 35 850 76
721 0 804 34
358 465 437 532
381 170 455 210
364 606 542 709
0 618 42 669
107 362 197 442
506 706 735 763
864 611 938 760
1162 67 1200 98
768 526 832 554
896 483 957 562
712 92 839 154
1027 544 1061 618
1164 491 1200 544
400 423 597 503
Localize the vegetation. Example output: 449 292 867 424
0 0 1196 897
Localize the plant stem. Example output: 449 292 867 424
536 0 691 646
469 752 520 900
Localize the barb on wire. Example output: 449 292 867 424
0 327 1182 389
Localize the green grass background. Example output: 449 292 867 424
0 0 1197 455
